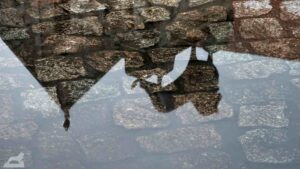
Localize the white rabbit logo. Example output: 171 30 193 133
3 152 25 168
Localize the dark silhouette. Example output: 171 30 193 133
126 47 221 115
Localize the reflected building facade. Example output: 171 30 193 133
1 0 300 131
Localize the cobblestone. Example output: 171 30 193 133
280 0 300 20
239 101 289 127
78 133 139 163
113 98 170 129
0 8 24 27
291 78 300 88
0 94 14 124
0 28 29 40
239 18 284 39
233 0 272 18
223 59 289 80
59 0 106 14
0 121 38 140
58 79 96 105
189 0 215 7
32 16 103 36
240 129 297 163
35 131 81 160
137 125 222 153
42 35 104 54
106 10 145 33
148 0 182 7
175 100 233 124
26 5 66 19
169 151 233 169
35 56 87 82
138 7 171 22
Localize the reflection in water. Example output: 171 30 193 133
1 0 300 168
127 47 220 114
1 37 300 168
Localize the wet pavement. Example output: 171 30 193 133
0 0 300 169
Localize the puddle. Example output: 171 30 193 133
0 0 300 169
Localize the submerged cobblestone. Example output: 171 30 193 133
137 125 222 153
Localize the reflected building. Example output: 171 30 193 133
126 47 221 115
1 0 300 131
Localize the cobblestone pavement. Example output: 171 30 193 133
0 0 300 169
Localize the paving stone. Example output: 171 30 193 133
173 92 221 116
189 0 215 7
148 47 185 63
224 81 288 105
180 64 219 92
0 8 24 27
239 101 289 128
166 20 207 44
26 5 66 19
206 42 249 54
106 10 145 33
0 146 32 168
286 61 300 75
209 22 234 43
175 6 227 22
58 79 96 105
250 38 300 60
136 125 222 153
148 0 182 7
0 121 38 140
21 87 61 118
240 129 297 163
117 30 160 49
32 16 103 36
35 131 81 160
40 160 86 169
0 0 18 9
212 51 255 65
4 40 36 67
0 28 29 40
128 68 178 94
0 94 14 124
124 51 144 68
223 59 289 80
233 0 272 18
239 18 284 39
291 26 300 37
42 35 104 54
280 0 300 20
35 56 87 82
169 151 233 169
101 158 158 169
107 0 147 10
77 133 139 163
59 0 106 13
291 78 300 88
30 0 67 7
86 51 122 72
175 100 233 124
113 98 170 129
138 6 171 22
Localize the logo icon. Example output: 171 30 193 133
3 152 25 168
